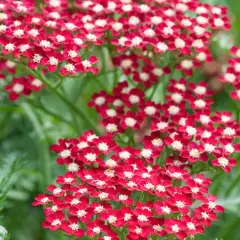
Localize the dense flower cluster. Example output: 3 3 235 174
220 46 240 102
5 75 45 100
113 54 171 88
90 79 240 173
0 0 231 100
33 131 224 240
33 78 240 239
0 0 238 239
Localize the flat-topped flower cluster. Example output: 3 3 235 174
33 79 240 239
0 0 239 239
0 0 231 99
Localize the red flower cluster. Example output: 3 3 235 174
90 79 240 173
33 130 224 240
113 54 171 88
0 0 231 100
5 75 45 101
220 46 240 102
33 77 240 239
2 0 236 239
0 1 99 75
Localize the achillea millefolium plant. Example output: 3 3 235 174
0 0 240 239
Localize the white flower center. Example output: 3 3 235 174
171 93 183 103
129 95 140 104
105 159 117 168
156 185 166 192
86 33 97 41
144 28 155 37
68 50 78 58
151 16 162 25
194 86 206 95
98 142 109 151
192 187 199 193
77 210 87 217
204 143 215 153
64 177 74 183
53 188 62 195
120 151 130 159
13 29 24 37
131 36 143 46
13 83 24 93
168 105 180 115
186 126 197 136
68 163 79 172
140 72 149 81
49 56 58 66
121 59 132 69
77 141 88 150
5 43 15 51
152 138 163 147
65 22 76 30
202 212 210 219
124 171 133 178
157 42 168 52
59 149 71 159
181 60 193 69
138 214 148 222
225 143 234 153
98 192 109 199
106 123 118 133
202 131 211 139
141 149 152 158
40 40 51 48
171 141 183 151
74 37 83 46
51 219 61 226
223 127 235 136
176 201 185 208
218 157 229 167
125 117 136 127
85 153 96 162
71 198 80 205
175 38 185 49
189 148 200 158
65 63 75 72
41 197 49 203
171 224 180 233
214 18 224 27
200 115 210 124
33 54 43 63
108 215 117 224
82 60 92 68
135 227 142 234
124 213 132 221
187 222 196 230
112 22 123 31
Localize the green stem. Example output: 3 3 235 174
21 102 52 188
99 47 109 92
19 65 101 135
28 99 73 126
149 82 160 100
54 73 65 89
113 67 119 89
237 108 240 123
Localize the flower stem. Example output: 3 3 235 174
20 102 52 189
28 99 73 126
19 64 101 135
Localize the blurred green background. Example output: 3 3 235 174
1 0 240 239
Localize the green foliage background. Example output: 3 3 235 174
0 0 240 239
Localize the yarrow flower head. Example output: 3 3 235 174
0 0 237 239
33 77 240 239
